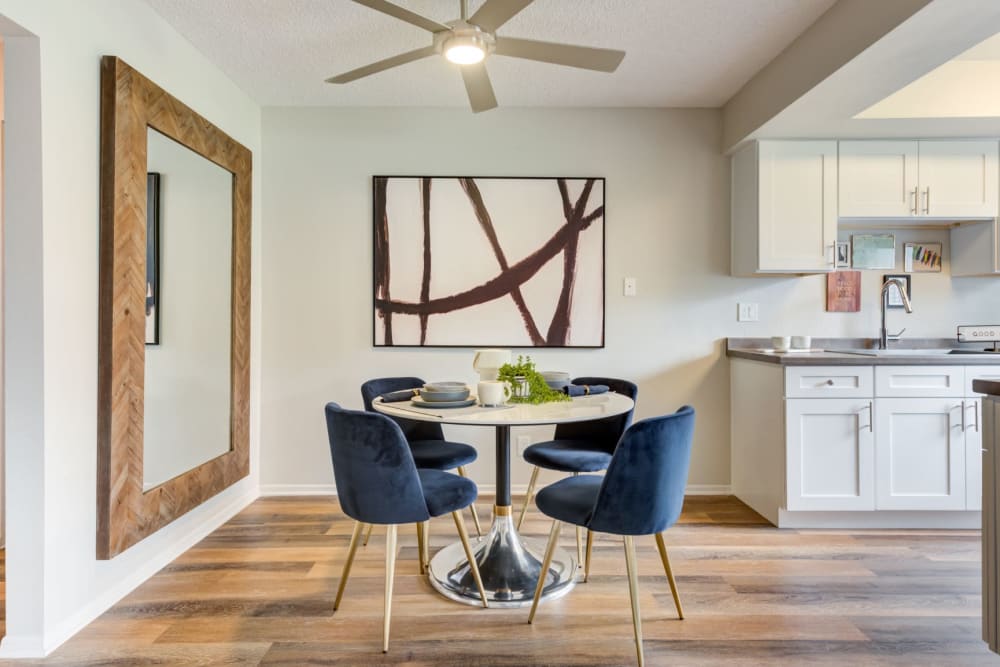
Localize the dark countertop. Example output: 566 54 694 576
975 380 1000 396
728 337 1000 366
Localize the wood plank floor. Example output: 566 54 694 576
5 496 998 666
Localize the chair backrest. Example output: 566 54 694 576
553 377 639 453
324 402 431 525
360 376 446 442
587 406 695 536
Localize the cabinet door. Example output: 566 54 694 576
758 141 838 272
839 141 919 217
786 399 874 511
968 398 983 511
875 398 966 510
919 140 999 218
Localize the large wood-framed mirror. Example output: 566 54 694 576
97 56 251 559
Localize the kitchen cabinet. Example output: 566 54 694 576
786 398 874 511
839 140 999 219
874 397 966 510
731 140 838 276
952 219 1000 277
731 358 991 526
967 368 1000 510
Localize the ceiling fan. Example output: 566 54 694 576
326 0 626 113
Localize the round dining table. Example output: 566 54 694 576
373 392 635 608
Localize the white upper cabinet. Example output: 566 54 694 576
839 140 999 219
731 140 838 275
839 141 919 217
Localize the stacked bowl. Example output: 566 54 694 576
420 381 471 402
540 371 570 391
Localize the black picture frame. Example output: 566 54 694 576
882 274 911 309
371 175 607 348
145 172 161 345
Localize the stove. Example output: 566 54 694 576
958 325 1000 352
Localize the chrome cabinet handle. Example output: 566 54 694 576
973 400 981 433
959 401 967 432
909 188 917 214
923 186 930 214
859 401 873 432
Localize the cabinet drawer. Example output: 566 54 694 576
875 366 964 397
968 366 1000 396
785 366 873 398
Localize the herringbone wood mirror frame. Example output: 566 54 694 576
97 56 251 559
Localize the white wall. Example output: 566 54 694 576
0 0 263 656
144 129 233 490
261 107 1000 499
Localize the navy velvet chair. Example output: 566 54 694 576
517 377 638 572
361 377 482 540
325 402 488 653
527 406 695 667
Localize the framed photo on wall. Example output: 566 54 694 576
851 234 895 270
904 242 943 272
372 176 606 347
882 274 912 309
145 172 161 345
835 241 851 268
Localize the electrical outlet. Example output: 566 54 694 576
623 277 637 297
737 303 759 322
516 435 531 455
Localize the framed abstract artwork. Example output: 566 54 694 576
145 172 161 345
372 176 606 347
904 242 943 273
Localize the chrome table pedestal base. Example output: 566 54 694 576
428 506 577 608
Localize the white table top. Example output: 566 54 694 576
372 392 635 427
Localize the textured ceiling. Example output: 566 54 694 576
144 0 836 108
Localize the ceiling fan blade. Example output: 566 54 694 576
494 37 625 72
468 0 533 32
351 0 450 33
460 62 498 113
326 45 436 84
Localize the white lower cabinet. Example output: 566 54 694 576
786 399 874 511
874 398 966 510
967 398 983 511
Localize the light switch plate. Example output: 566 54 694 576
737 303 759 322
623 277 637 297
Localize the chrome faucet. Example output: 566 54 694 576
879 277 913 349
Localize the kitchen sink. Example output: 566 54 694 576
827 348 990 357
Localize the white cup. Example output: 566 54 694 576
771 336 791 352
791 335 812 350
478 381 512 407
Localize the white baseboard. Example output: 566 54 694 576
778 509 982 529
0 483 259 658
261 483 732 497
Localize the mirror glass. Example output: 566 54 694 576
143 127 233 490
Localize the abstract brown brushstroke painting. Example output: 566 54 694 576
373 177 605 347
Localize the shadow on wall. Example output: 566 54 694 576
639 339 730 489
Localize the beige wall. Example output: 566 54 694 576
261 106 1000 497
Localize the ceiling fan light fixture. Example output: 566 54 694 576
443 33 487 65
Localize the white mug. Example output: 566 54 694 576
791 335 812 350
478 380 512 407
771 336 791 352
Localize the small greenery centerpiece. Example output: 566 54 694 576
496 355 570 404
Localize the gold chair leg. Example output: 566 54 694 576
334 521 364 611
452 511 489 608
422 520 430 571
416 521 426 574
383 524 398 653
457 466 483 537
655 532 684 620
584 529 594 583
528 520 562 624
517 466 541 530
363 522 374 546
623 535 644 667
573 474 583 568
